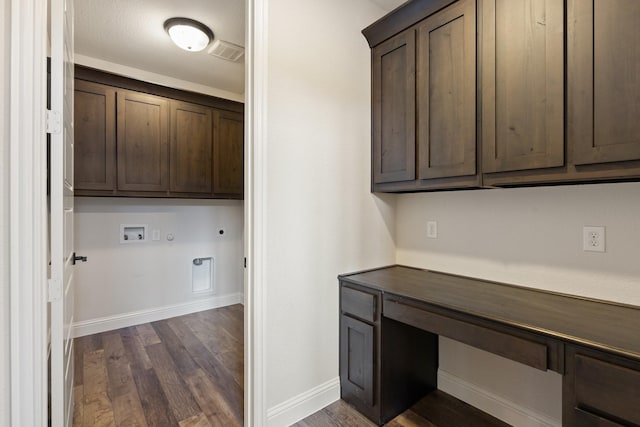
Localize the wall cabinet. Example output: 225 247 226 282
73 66 244 199
74 80 116 191
170 101 213 194
364 0 640 192
213 110 244 197
117 90 170 192
370 0 478 192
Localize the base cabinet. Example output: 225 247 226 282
563 345 640 426
339 282 438 425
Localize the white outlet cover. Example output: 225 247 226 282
583 226 605 252
427 221 438 239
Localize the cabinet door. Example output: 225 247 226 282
372 30 416 184
213 110 244 197
117 90 169 192
170 101 213 193
569 0 640 165
482 0 564 173
417 0 476 179
74 80 116 191
340 315 375 407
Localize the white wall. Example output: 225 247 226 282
73 197 244 333
263 0 396 423
396 182 640 425
0 0 10 424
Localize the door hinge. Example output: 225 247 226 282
48 278 62 302
46 109 61 134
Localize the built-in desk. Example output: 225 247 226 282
339 265 640 426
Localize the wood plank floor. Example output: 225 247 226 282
74 304 508 427
294 391 511 427
72 304 244 427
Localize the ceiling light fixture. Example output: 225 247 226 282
164 18 213 52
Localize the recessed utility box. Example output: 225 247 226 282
192 257 214 294
120 224 148 243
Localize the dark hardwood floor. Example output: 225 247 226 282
294 391 510 427
72 304 244 427
73 304 507 427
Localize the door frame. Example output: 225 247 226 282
245 0 268 425
9 0 270 425
8 0 49 426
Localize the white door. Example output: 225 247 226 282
50 0 76 425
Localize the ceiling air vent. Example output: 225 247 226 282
207 40 245 62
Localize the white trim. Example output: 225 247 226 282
74 54 245 103
266 378 340 427
72 293 244 338
438 370 561 427
245 0 269 426
9 0 48 426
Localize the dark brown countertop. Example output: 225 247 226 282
339 265 640 361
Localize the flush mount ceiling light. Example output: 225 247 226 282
164 18 214 52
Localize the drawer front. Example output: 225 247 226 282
341 286 378 323
574 354 640 425
384 297 548 371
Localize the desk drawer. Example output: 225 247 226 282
574 354 640 426
384 297 548 371
341 286 378 323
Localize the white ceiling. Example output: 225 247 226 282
74 0 246 96
74 0 405 99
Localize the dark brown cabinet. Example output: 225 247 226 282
341 265 640 426
117 90 170 192
170 101 213 194
481 0 564 174
74 80 116 191
417 0 476 181
73 66 244 199
367 0 478 192
339 280 438 425
372 30 416 186
563 345 640 426
569 0 640 167
366 0 640 192
213 110 244 198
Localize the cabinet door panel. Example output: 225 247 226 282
170 101 213 193
74 80 116 190
213 110 243 197
117 90 169 191
340 315 375 407
417 0 476 179
483 0 564 173
570 0 640 165
372 30 416 184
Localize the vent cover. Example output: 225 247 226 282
207 40 245 62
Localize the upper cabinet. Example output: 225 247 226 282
372 30 416 185
117 90 170 192
213 110 244 197
74 80 116 191
368 0 478 192
73 66 244 199
364 0 640 192
569 0 640 166
170 101 213 194
481 0 564 174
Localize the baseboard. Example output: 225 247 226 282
266 377 340 427
72 293 244 338
438 370 561 427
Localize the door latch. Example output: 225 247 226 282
72 252 88 265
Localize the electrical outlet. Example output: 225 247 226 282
583 226 605 252
427 221 438 239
